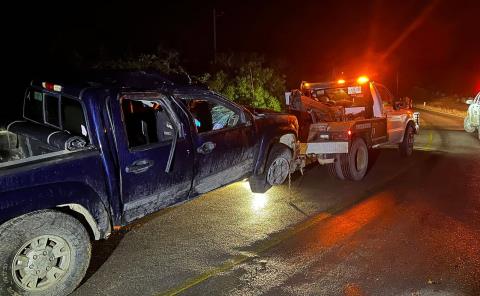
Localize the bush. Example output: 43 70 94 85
208 53 285 111
94 49 286 111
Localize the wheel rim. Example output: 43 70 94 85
267 157 290 186
355 147 368 172
12 235 71 291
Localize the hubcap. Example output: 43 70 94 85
355 148 368 172
12 235 71 291
267 157 290 186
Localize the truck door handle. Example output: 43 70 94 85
197 141 216 155
126 159 154 174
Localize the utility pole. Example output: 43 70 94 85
396 71 399 97
213 8 217 64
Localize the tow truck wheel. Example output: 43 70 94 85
326 155 345 180
249 144 292 193
464 117 475 133
340 138 369 181
399 124 415 157
0 210 91 296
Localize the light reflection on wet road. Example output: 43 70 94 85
73 109 479 296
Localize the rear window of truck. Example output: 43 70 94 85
24 89 88 137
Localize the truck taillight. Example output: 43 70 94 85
42 82 63 92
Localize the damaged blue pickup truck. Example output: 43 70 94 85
0 72 298 296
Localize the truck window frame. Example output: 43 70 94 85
118 93 182 152
176 92 248 136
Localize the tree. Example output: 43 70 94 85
93 46 185 75
208 53 285 111
94 49 286 111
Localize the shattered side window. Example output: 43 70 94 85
183 98 240 133
211 105 236 130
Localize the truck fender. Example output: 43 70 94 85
0 182 112 240
279 133 296 150
254 131 296 175
57 203 109 240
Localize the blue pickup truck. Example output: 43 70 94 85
0 72 298 296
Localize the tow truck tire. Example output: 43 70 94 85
464 117 475 133
0 210 91 296
399 124 415 157
326 155 345 180
249 144 292 193
340 138 369 181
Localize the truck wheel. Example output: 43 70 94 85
464 117 475 133
340 138 369 181
326 155 345 180
249 144 292 193
0 210 91 296
399 124 415 157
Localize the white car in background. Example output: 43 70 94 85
464 92 480 139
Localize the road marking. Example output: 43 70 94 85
415 130 434 152
155 145 431 296
155 212 332 296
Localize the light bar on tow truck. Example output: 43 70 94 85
356 76 369 84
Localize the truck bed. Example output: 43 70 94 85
0 130 64 168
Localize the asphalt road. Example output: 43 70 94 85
73 109 480 296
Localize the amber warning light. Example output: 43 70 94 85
356 76 369 84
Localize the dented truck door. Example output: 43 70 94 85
109 92 194 223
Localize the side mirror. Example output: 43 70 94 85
466 99 473 105
393 101 404 110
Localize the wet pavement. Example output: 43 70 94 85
73 109 480 296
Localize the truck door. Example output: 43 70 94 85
176 92 256 195
110 92 194 223
372 83 406 144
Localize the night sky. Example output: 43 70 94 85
1 0 479 123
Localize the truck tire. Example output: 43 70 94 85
249 144 292 193
0 210 91 296
340 138 369 181
326 155 345 180
399 124 415 157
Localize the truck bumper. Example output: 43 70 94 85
300 141 349 154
